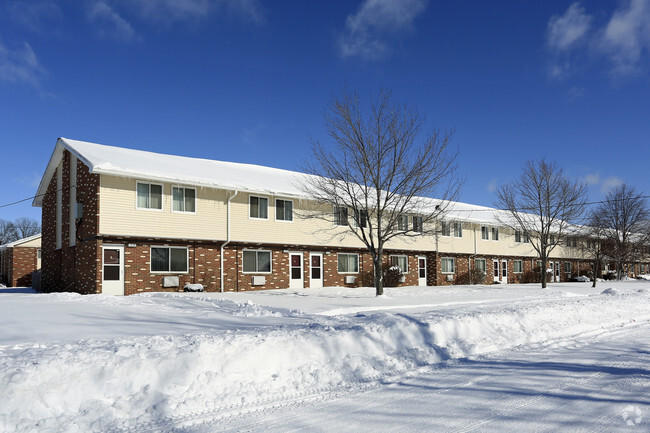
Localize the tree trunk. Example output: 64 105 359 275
591 259 597 288
540 257 547 289
373 256 383 296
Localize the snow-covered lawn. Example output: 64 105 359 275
1 281 649 432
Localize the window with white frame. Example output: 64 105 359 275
566 237 577 248
151 246 188 273
481 226 489 240
524 231 531 243
276 199 293 221
137 182 163 210
491 227 499 241
37 249 42 259
441 221 451 236
564 262 571 273
334 206 348 226
441 257 455 273
454 222 463 238
249 196 268 219
475 258 486 273
390 255 408 273
514 260 523 273
242 250 272 273
397 215 408 231
354 209 368 228
515 230 522 243
337 253 359 273
412 216 423 233
550 235 556 244
172 186 196 213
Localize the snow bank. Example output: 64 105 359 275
1 286 649 432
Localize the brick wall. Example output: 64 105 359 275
12 247 38 287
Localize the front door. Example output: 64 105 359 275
555 261 561 282
493 260 500 283
102 244 124 295
309 253 323 289
289 252 304 289
501 260 508 284
418 257 427 286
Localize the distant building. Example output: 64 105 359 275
0 234 41 287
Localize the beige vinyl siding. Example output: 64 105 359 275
17 238 41 248
99 176 227 240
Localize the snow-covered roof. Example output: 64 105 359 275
33 138 313 207
0 233 41 250
30 138 506 226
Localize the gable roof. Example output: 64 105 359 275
0 233 41 250
32 138 505 225
33 137 311 207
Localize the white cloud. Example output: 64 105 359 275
87 1 137 42
339 0 427 60
600 176 624 194
122 0 264 24
598 0 650 76
583 173 600 186
0 39 44 87
486 178 498 193
7 1 63 32
546 2 592 51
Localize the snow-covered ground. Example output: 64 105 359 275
1 281 649 432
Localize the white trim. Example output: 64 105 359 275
150 245 189 274
171 185 197 214
337 252 359 274
275 198 294 222
389 254 409 273
475 258 487 273
441 257 455 274
288 251 304 289
513 259 523 273
248 195 269 220
309 252 324 289
136 181 164 211
242 249 273 274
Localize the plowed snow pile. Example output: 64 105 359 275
1 282 649 432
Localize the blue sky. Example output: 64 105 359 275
1 0 649 223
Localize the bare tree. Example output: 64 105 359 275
12 217 40 239
0 219 18 245
495 160 587 288
581 212 609 288
595 184 650 280
300 88 461 296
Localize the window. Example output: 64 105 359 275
514 260 523 273
481 226 489 240
137 182 163 210
564 262 572 273
515 230 522 243
441 257 455 273
151 247 188 273
354 209 368 228
397 215 408 231
242 250 272 273
491 227 499 241
276 199 293 221
441 221 451 236
475 258 486 273
550 235 556 244
524 232 531 243
453 222 463 238
412 216 423 233
249 196 268 219
172 187 196 213
566 237 577 248
337 253 359 273
37 249 42 259
390 255 408 273
334 206 348 226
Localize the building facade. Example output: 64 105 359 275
0 234 41 287
33 138 646 295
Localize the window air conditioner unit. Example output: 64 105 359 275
399 276 406 283
345 275 356 284
163 276 179 287
446 274 454 282
251 276 266 286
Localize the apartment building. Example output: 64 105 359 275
0 234 41 287
33 138 628 295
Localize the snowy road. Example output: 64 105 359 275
182 323 650 432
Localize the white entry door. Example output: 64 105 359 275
493 260 500 283
289 252 304 289
501 260 508 284
102 244 124 295
417 257 427 286
310 253 323 289
555 261 561 282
